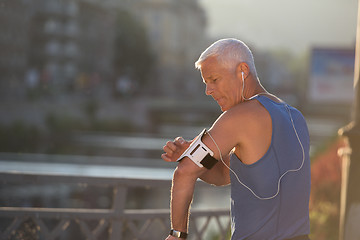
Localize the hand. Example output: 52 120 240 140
162 137 191 162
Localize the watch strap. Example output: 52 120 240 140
169 229 188 239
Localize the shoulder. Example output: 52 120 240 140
213 99 269 128
209 99 270 143
202 99 272 160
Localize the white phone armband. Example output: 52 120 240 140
177 129 218 169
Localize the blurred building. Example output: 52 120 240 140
0 0 207 98
0 0 31 96
28 0 79 85
0 0 120 95
124 0 207 97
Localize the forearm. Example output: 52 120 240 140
170 166 198 232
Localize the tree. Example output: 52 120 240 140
113 9 155 93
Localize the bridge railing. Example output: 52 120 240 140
0 172 230 240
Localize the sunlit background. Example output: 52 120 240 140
0 0 358 239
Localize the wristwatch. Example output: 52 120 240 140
169 229 188 239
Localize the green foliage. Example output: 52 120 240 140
309 138 344 240
0 121 41 152
310 201 339 240
0 113 136 154
309 133 339 163
45 113 86 133
44 113 87 154
209 228 231 240
90 119 136 132
46 112 136 134
83 99 99 122
113 9 155 87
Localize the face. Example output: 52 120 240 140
200 56 242 112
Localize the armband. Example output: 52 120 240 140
177 129 218 169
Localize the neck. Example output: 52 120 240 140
242 79 267 101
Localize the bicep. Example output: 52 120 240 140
175 110 243 184
203 112 241 162
199 154 230 186
176 152 230 186
195 114 241 185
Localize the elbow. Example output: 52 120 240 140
173 159 204 182
173 164 196 182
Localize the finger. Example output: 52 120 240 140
165 141 177 151
161 153 175 162
163 145 175 156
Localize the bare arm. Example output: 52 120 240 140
162 136 231 186
161 108 248 239
162 138 213 235
163 141 230 238
169 158 208 233
199 154 230 186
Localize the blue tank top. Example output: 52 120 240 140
230 95 310 240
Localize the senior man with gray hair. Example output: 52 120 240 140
162 38 311 240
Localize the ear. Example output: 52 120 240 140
235 62 250 80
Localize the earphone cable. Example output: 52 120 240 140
207 103 305 200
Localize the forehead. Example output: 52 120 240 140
200 56 228 78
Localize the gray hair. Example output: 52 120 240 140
195 38 257 77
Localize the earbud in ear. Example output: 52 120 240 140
241 72 244 80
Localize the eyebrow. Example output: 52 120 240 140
204 74 217 80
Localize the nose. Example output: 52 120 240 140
205 84 213 96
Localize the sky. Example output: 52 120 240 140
199 0 358 54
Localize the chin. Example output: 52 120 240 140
220 105 228 112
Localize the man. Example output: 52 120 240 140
162 38 311 240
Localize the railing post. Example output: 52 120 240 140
110 184 127 240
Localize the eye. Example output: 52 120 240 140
203 77 218 85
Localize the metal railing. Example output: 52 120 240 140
0 172 230 240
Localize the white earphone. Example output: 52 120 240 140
241 71 251 101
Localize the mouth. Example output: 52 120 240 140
214 97 224 107
214 96 223 103
213 97 228 111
